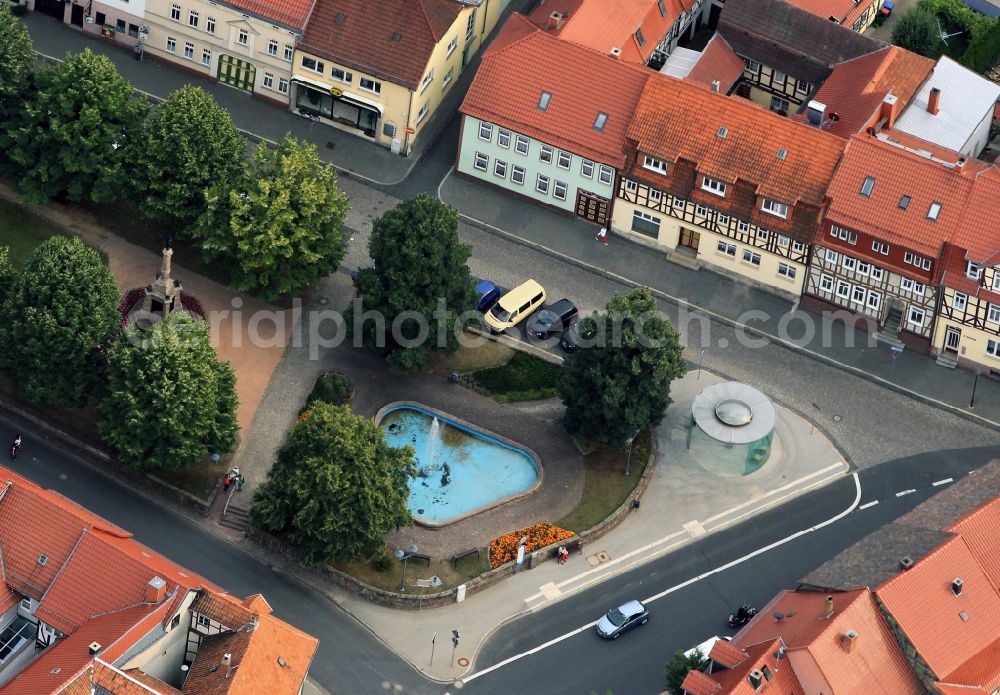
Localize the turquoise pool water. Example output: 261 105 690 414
379 406 538 525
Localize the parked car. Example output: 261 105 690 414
527 298 578 339
475 280 503 313
484 279 546 333
595 599 649 639
560 316 599 352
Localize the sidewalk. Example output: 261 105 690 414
439 171 1000 431
340 370 849 683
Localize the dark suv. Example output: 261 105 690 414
527 299 578 340
560 316 599 352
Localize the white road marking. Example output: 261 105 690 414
932 478 954 487
895 489 916 497
859 500 879 510
461 472 862 684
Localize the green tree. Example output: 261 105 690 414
99 313 238 469
0 237 119 405
250 402 415 565
131 86 246 235
892 7 942 56
351 194 477 371
0 3 34 150
0 247 14 302
195 134 350 300
558 287 685 448
7 49 148 205
665 649 709 695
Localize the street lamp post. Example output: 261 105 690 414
624 429 640 477
450 630 460 667
395 544 418 592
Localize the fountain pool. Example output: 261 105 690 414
378 404 540 526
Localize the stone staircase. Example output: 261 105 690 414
874 306 904 348
666 247 701 271
935 351 959 369
220 505 251 534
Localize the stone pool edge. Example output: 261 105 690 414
374 400 544 530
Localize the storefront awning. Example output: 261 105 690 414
291 77 383 116
336 91 383 116
291 75 334 93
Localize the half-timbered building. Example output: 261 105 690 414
612 75 845 297
802 133 981 351
718 0 884 114
783 0 886 32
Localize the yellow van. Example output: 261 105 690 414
484 279 546 333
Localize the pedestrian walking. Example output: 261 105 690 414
235 473 245 492
223 474 232 492
595 227 609 245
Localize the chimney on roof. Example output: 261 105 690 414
609 47 622 59
806 100 827 127
711 80 721 93
747 669 764 691
952 577 964 596
547 11 562 30
88 642 102 656
222 653 232 666
146 576 167 604
823 595 834 619
880 94 899 130
842 629 859 654
956 156 967 170
927 87 941 115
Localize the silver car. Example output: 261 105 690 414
595 599 649 639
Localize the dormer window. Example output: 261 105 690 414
967 261 983 280
928 202 942 220
635 28 645 47
657 0 666 16
642 156 667 174
761 198 788 219
538 91 552 111
701 176 726 197
860 176 875 197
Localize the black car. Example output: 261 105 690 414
527 299 578 339
560 316 599 352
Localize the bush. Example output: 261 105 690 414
307 371 353 407
469 352 561 399
374 549 393 573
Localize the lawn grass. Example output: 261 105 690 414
334 545 490 594
152 453 232 502
0 197 70 267
556 429 652 534
431 333 514 375
467 351 562 402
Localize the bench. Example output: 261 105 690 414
450 548 481 566
410 552 432 566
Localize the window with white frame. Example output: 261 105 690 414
415 102 429 124
283 44 293 61
493 159 507 178
717 241 736 256
166 37 176 53
988 340 1000 358
719 213 730 226
473 152 488 171
201 48 211 66
625 180 638 193
757 229 769 241
796 79 809 93
673 197 686 209
820 274 834 292
206 16 216 33
478 122 493 141
832 226 857 244
442 67 453 89
900 278 914 292
770 96 790 113
908 307 925 328
598 166 614 185
778 263 796 279
836 280 850 298
777 235 789 248
553 180 567 200
360 77 381 94
773 70 786 85
856 261 869 275
702 176 726 196
869 266 884 282
967 261 983 280
497 129 511 148
695 204 708 216
511 165 525 185
872 240 889 255
262 72 274 89
793 240 806 252
267 39 278 55
183 42 194 59
539 145 554 163
631 211 660 238
188 10 199 27
842 256 857 271
642 156 667 174
738 221 750 232
989 273 1000 293
649 189 661 202
989 304 1000 324
447 36 458 56
278 78 288 94
420 69 434 93
921 258 931 271
581 160 594 178
867 290 881 312
557 151 572 169
952 292 967 312
761 198 788 218
170 4 180 21
852 286 866 304
515 135 529 155
913 281 925 295
825 249 838 264
747 59 760 73
331 67 352 83
903 251 914 265
238 29 248 45
301 56 324 73
743 250 761 266
466 9 476 39
536 174 550 194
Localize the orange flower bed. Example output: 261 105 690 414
489 523 574 568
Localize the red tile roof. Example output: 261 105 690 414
528 0 696 65
702 638 806 694
681 668 722 695
803 47 934 139
877 535 1000 690
191 592 257 631
934 685 989 695
708 638 747 668
300 0 462 91
952 166 1000 266
219 0 314 29
685 34 746 93
822 134 977 257
461 14 651 167
949 496 1000 596
732 589 924 695
785 0 881 27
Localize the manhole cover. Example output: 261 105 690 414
458 657 469 667
833 415 842 423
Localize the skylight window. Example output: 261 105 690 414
334 12 345 23
538 91 552 111
776 148 788 160
899 195 910 209
37 554 48 567
928 202 942 220
593 112 608 131
391 32 401 42
860 176 875 197
717 127 728 139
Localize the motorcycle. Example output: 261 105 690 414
727 603 758 628
9 436 21 462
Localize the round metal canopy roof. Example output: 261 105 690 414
692 382 776 444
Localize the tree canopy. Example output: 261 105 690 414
664 649 709 695
99 313 238 469
131 86 246 235
558 287 686 448
250 402 415 565
195 134 350 300
352 194 477 371
892 7 942 56
0 236 119 406
0 4 34 142
7 49 148 205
